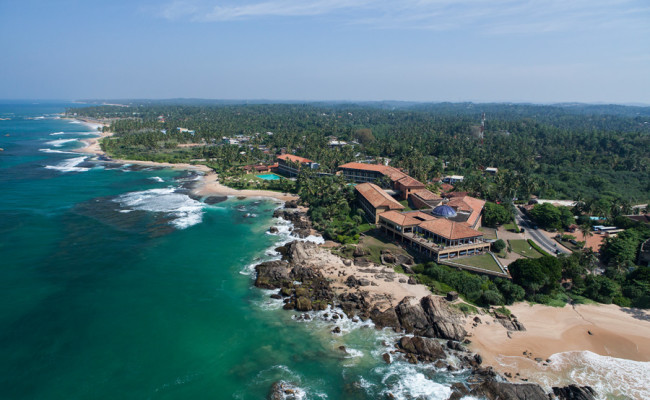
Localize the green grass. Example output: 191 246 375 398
453 254 503 273
399 200 414 211
452 302 480 315
503 221 520 233
509 239 544 258
357 223 375 234
478 227 498 240
355 235 406 264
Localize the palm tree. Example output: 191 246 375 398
579 224 593 247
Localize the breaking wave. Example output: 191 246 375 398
113 187 204 229
45 138 78 147
45 156 90 173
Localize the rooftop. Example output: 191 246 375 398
397 175 426 188
277 154 312 164
418 219 483 240
412 189 442 201
355 182 405 210
379 210 436 226
339 162 407 182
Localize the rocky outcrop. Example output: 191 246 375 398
552 385 597 400
398 336 447 362
394 296 467 341
468 380 549 400
255 260 291 289
273 208 312 238
369 307 401 330
494 311 526 331
254 245 334 312
268 381 301 400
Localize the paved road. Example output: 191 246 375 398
515 208 571 256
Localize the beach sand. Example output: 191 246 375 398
467 302 650 390
192 172 298 202
72 122 297 201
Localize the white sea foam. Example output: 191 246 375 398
113 187 204 229
45 138 78 147
380 364 452 400
50 131 65 135
149 176 165 183
39 148 78 155
45 156 90 173
544 351 650 400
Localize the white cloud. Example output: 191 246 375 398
157 0 650 35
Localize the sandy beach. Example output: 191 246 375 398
71 120 298 202
466 302 650 395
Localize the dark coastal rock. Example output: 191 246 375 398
284 200 298 208
338 292 371 317
393 296 467 341
496 314 526 331
255 260 291 289
420 296 467 341
382 253 397 264
407 276 417 285
468 380 548 400
345 275 360 288
398 336 447 362
296 296 312 311
369 307 401 330
353 246 368 258
269 226 279 233
401 264 415 274
268 381 301 400
382 352 391 364
552 385 597 400
202 195 228 205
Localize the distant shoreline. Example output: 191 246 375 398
70 118 298 202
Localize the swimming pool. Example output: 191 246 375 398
257 174 282 180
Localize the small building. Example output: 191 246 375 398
355 183 405 224
277 154 314 177
443 175 464 184
485 167 498 174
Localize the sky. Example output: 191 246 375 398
1 0 649 103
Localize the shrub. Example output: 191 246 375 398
492 239 506 253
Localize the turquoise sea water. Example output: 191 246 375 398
0 102 468 400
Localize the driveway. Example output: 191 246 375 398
515 208 571 256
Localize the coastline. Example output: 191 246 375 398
466 301 650 370
260 205 650 398
70 118 298 202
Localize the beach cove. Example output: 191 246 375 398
2 102 649 399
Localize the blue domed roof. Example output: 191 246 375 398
432 205 457 218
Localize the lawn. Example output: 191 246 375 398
503 221 520 233
453 254 504 273
478 227 497 240
399 200 414 211
508 239 543 258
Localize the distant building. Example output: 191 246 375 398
442 175 464 184
338 162 425 200
277 154 315 177
485 167 498 174
355 182 405 223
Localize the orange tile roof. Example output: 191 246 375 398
379 210 436 226
277 154 312 164
339 162 407 182
447 196 485 227
355 183 405 210
440 183 454 192
397 175 425 188
412 189 442 201
418 219 483 240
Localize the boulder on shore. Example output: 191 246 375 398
552 385 597 400
393 296 467 341
398 336 447 362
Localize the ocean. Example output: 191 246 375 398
0 102 647 400
0 102 468 400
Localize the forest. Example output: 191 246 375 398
70 101 650 205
